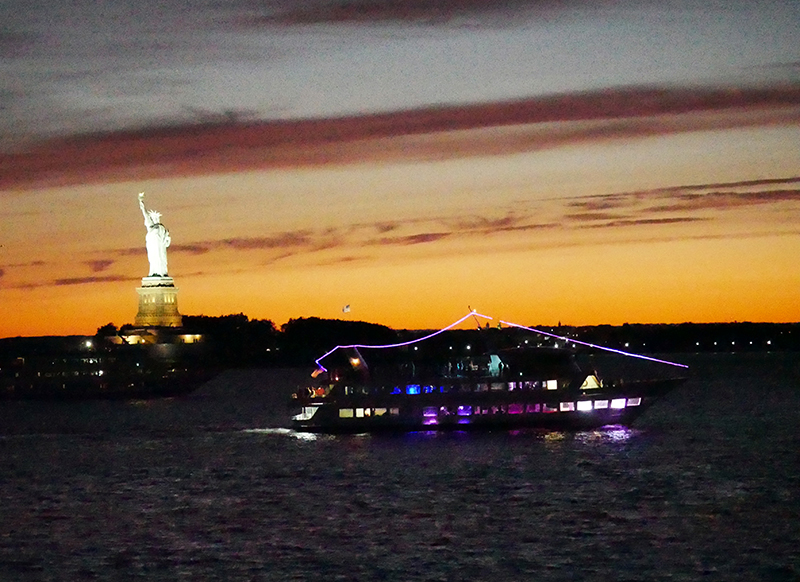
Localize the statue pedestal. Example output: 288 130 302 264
135 277 183 327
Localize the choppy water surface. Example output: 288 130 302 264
1 354 798 581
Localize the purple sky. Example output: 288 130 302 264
3 0 799 148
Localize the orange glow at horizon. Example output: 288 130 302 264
2 117 800 338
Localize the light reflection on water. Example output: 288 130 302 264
241 427 320 441
574 425 637 443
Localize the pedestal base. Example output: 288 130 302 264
135 277 182 327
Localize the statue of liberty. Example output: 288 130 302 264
138 192 171 277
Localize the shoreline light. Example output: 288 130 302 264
499 320 689 369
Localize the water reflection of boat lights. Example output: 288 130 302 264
242 428 319 441
575 426 634 443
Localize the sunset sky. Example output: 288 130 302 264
2 0 800 338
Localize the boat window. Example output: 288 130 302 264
610 398 627 409
390 407 400 415
391 386 402 394
559 402 575 412
576 401 593 412
339 408 354 418
543 403 557 413
594 400 609 409
423 407 437 418
423 385 436 394
508 403 524 414
507 382 517 391
546 380 558 390
356 408 365 417
457 405 472 416
490 382 505 391
406 384 420 395
627 397 641 407
374 408 387 416
525 403 540 413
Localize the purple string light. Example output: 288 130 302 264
499 320 689 369
315 310 493 371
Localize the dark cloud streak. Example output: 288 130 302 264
3 84 800 190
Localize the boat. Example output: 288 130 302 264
0 334 215 400
289 311 688 433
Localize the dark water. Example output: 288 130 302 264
1 354 798 581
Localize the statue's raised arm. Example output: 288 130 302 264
137 192 171 277
138 192 151 225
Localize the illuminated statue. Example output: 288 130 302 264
138 192 171 277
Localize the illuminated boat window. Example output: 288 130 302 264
559 402 575 412
526 403 540 413
439 406 452 416
627 397 641 406
339 408 354 418
457 405 472 416
576 401 593 412
423 385 436 394
423 407 437 418
490 383 505 391
390 386 402 394
390 408 400 416
508 382 517 391
610 398 627 409
457 418 471 424
374 408 387 416
423 418 438 425
546 379 558 390
406 384 421 395
356 408 365 417
543 404 557 413
364 408 371 417
594 400 609 409
508 403 524 414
